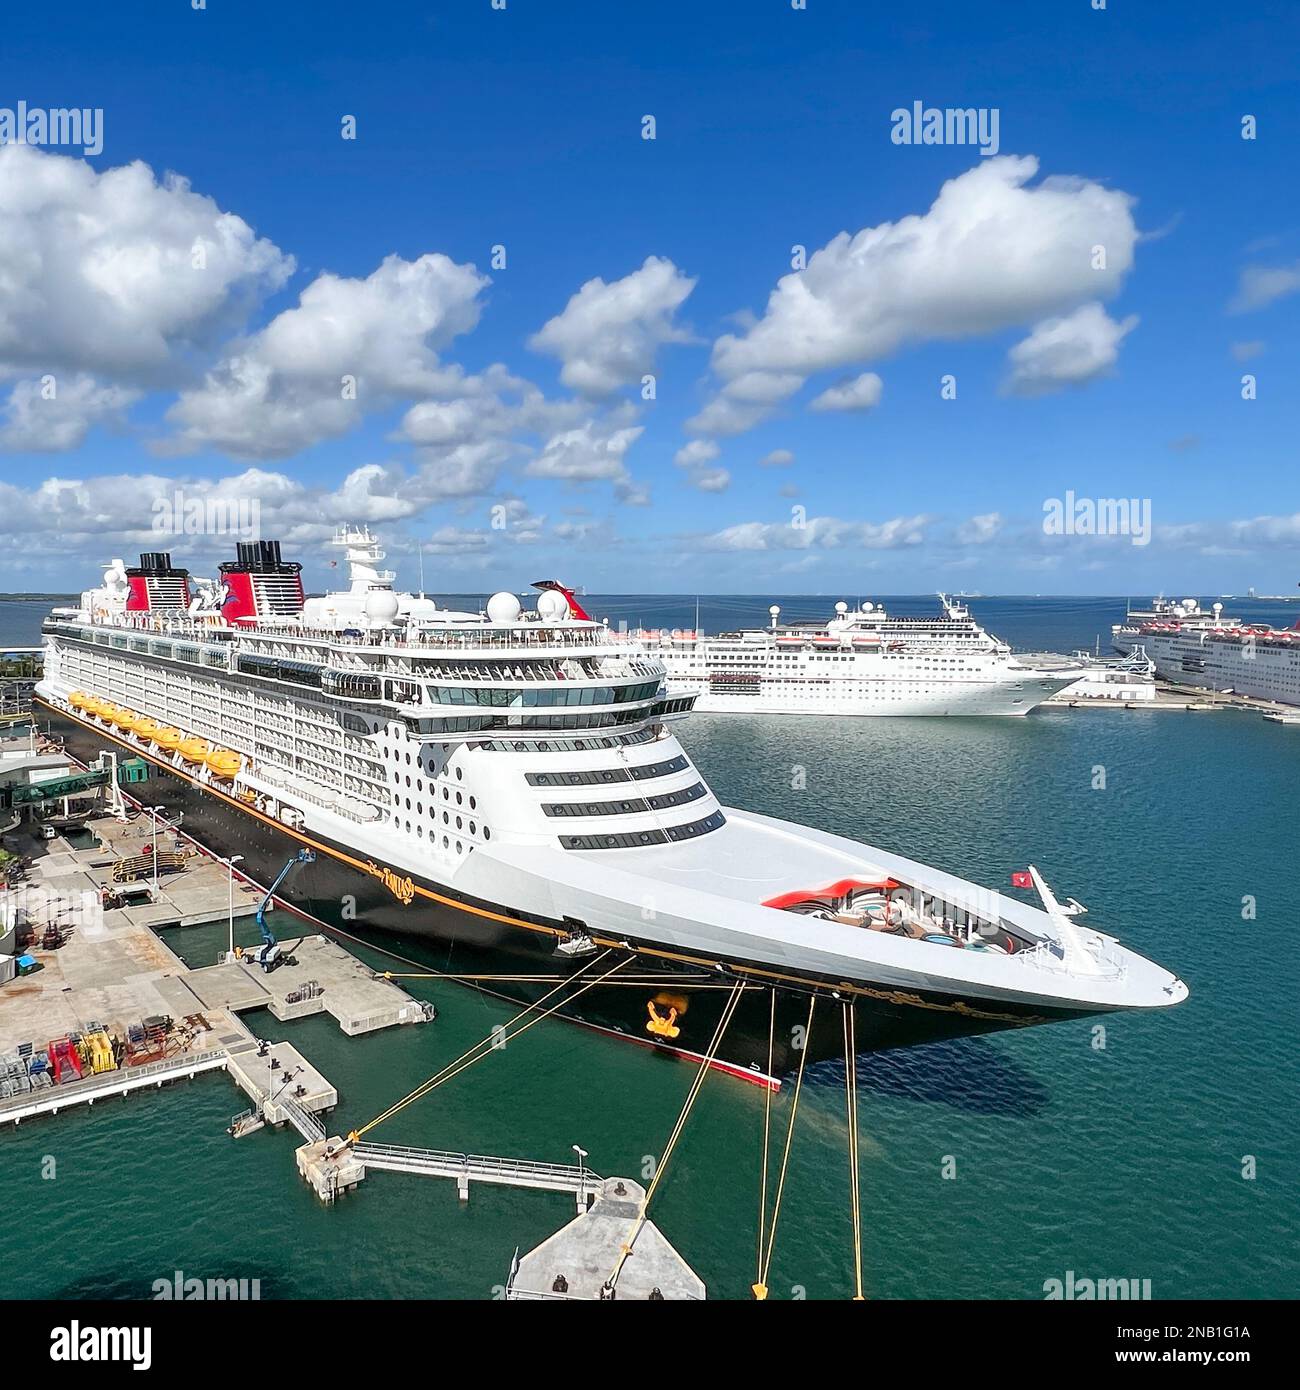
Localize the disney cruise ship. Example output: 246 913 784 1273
33 530 1186 1084
634 597 1080 716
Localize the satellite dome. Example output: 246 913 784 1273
404 596 439 622
862 602 874 612
537 589 568 622
487 591 523 624
364 590 400 624
835 601 848 614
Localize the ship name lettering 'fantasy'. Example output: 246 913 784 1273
35 529 1187 1085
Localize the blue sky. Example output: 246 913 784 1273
0 0 1296 594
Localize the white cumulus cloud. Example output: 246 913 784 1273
0 144 292 383
529 255 695 397
809 371 883 413
699 514 930 551
167 253 490 457
1228 262 1300 314
1003 302 1137 396
0 374 140 452
694 155 1138 434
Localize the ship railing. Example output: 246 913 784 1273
242 768 380 824
60 612 624 656
1013 939 1128 982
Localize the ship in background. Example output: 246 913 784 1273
628 595 1081 716
33 529 1186 1083
1113 595 1300 706
1111 596 1242 655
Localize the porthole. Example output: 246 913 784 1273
483 826 491 841
442 835 449 848
456 791 462 805
456 816 462 830
469 795 476 810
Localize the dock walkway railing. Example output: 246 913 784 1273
278 1095 326 1143
353 1141 599 1196
0 1050 228 1126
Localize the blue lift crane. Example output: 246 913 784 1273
241 849 316 971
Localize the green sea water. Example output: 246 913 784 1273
3 706 1297 1301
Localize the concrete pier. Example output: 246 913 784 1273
506 1177 705 1301
224 1040 337 1123
0 1051 229 1126
0 810 427 1132
297 1137 367 1203
187 936 432 1036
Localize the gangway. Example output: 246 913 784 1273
349 1140 600 1204
280 1095 326 1143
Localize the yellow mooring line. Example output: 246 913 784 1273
348 951 630 1141
843 1000 865 1300
605 978 747 1294
756 988 776 1291
752 994 817 1300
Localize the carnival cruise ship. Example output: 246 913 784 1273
1112 596 1242 655
634 597 1080 716
33 530 1186 1083
1134 609 1300 706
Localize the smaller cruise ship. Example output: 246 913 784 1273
630 596 1080 717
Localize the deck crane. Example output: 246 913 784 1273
240 849 316 971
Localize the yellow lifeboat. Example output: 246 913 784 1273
153 726 182 751
179 737 213 764
114 709 141 732
135 718 164 741
81 697 105 717
205 748 242 779
68 691 87 710
99 704 124 725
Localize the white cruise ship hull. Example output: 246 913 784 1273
1141 632 1300 705
677 674 1076 717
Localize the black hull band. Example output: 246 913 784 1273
34 700 1092 1080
